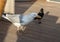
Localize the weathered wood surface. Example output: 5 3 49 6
0 0 60 42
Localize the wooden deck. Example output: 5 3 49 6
15 1 36 14
0 0 60 42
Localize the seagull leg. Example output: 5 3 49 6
17 27 20 31
17 27 20 32
21 26 26 31
17 26 23 33
17 26 26 33
19 26 26 31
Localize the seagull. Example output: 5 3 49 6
2 8 44 31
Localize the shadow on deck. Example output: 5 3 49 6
16 11 60 42
0 18 12 42
0 11 60 42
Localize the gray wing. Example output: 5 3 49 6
2 14 22 23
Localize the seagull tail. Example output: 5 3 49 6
2 15 10 21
